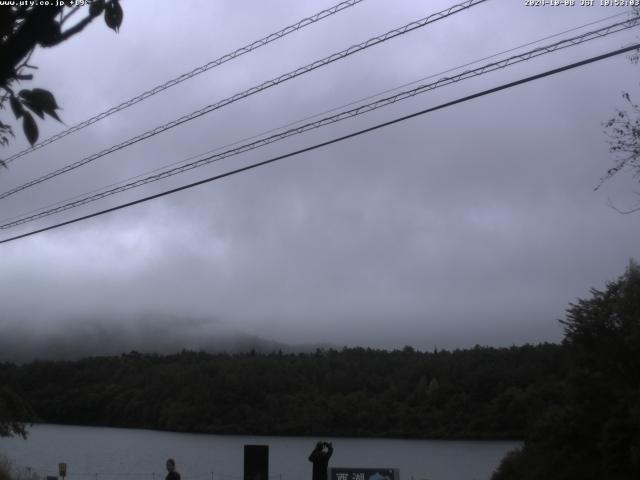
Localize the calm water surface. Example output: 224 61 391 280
0 425 519 480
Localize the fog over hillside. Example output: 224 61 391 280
0 314 334 363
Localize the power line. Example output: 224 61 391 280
6 8 624 226
5 8 628 228
2 16 635 227
2 16 637 230
0 0 489 201
1 0 367 166
9 9 628 226
1 42 637 245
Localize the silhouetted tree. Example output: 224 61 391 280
0 387 34 438
493 260 640 480
599 10 640 212
601 92 640 213
0 0 123 157
0 344 568 439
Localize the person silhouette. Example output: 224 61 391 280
308 441 333 480
165 459 181 480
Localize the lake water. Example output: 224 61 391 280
0 425 519 480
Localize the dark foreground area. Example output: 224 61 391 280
1 342 565 439
1 262 639 479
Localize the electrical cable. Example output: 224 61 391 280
1 0 367 165
2 16 637 230
1 42 637 245
0 0 489 200
3 8 628 226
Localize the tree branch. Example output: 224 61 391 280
60 6 81 26
58 13 96 43
0 7 62 87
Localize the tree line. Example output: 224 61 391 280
0 342 568 440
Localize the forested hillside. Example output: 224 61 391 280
0 343 567 439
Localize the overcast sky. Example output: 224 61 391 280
1 0 639 359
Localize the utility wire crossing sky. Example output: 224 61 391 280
1 16 638 235
0 0 487 200
2 41 638 244
2 0 368 165
1 0 639 355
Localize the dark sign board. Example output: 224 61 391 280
330 468 397 480
244 444 268 480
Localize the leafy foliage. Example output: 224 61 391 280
601 93 640 202
493 261 640 480
600 39 640 213
104 1 124 33
0 1 123 148
0 120 14 152
0 387 35 438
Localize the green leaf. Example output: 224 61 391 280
18 90 43 118
30 88 61 121
30 89 59 110
104 0 123 32
24 101 44 119
45 108 61 122
19 89 61 122
9 96 23 119
22 112 38 146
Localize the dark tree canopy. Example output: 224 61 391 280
0 344 568 440
0 0 123 156
562 259 640 380
493 260 640 480
0 387 34 438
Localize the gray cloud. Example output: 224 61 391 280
1 0 639 359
